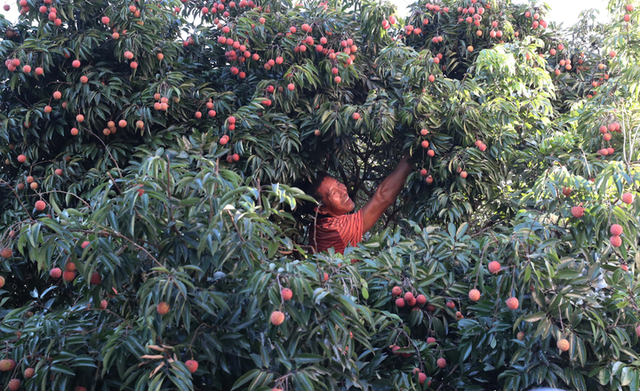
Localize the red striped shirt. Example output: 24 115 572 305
309 210 364 254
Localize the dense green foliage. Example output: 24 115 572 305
1 0 640 390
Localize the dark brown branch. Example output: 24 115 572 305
383 204 403 229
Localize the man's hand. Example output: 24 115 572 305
361 155 414 233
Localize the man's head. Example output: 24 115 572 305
309 172 355 217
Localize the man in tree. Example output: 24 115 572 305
305 156 413 254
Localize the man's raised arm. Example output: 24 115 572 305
361 155 414 233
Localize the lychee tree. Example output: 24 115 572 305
1 0 640 390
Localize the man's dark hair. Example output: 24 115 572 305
294 171 332 216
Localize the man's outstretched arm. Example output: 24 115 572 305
361 155 414 233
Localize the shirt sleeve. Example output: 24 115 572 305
337 209 364 249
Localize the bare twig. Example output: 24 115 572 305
86 129 123 178
226 210 245 242
38 190 92 209
96 226 164 268
0 179 36 222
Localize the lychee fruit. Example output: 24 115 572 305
488 261 501 274
0 248 12 259
8 379 20 391
610 235 622 247
610 224 623 236
24 367 35 378
157 301 170 315
281 288 293 301
506 297 519 310
185 359 198 373
557 338 570 351
391 286 402 296
570 205 584 218
63 271 76 282
90 272 102 285
468 289 481 302
0 359 16 372
50 268 62 278
436 358 446 368
270 310 285 325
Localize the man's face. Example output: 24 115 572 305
316 176 355 216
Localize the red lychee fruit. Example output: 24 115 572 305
610 235 622 247
8 379 20 391
90 272 102 285
570 206 584 218
24 367 35 378
157 301 170 315
281 288 293 301
0 359 16 372
270 310 285 325
50 268 62 278
185 359 199 373
557 338 570 351
63 271 76 282
488 261 501 274
468 289 481 302
0 248 12 259
610 224 623 236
